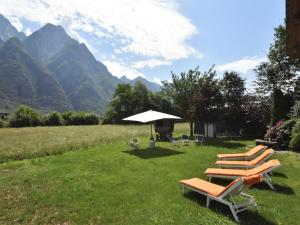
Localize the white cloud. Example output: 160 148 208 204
6 15 23 31
132 59 172 69
216 56 266 74
0 0 200 61
103 60 145 79
153 76 163 86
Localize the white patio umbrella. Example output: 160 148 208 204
122 110 182 139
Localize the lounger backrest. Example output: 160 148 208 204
249 159 281 175
219 174 263 198
250 149 274 165
245 145 267 157
219 178 244 198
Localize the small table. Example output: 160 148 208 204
254 139 278 150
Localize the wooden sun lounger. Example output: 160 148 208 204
179 175 263 222
217 145 268 161
205 159 281 190
215 149 274 169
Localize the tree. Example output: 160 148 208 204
163 66 222 137
163 67 201 137
254 24 299 125
195 71 223 124
243 93 271 137
220 71 246 132
102 83 134 124
102 82 169 124
133 81 152 113
9 105 42 127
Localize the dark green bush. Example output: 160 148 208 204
61 111 99 125
0 119 7 128
277 118 299 149
44 112 64 126
70 112 99 125
61 111 74 125
289 120 300 151
10 106 42 127
279 118 298 131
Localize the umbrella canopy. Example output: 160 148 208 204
122 110 181 123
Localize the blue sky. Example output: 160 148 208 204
0 0 285 87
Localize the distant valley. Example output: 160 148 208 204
0 14 160 113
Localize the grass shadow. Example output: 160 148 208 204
254 183 295 195
183 191 276 225
123 147 185 159
204 138 247 149
205 177 295 195
272 172 288 178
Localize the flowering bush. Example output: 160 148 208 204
264 120 284 142
264 120 296 150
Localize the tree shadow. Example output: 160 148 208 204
204 139 247 149
183 191 276 225
253 183 295 195
123 147 185 159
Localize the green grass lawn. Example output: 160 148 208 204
0 125 300 224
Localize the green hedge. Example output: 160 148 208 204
8 106 99 128
10 106 43 127
289 120 300 151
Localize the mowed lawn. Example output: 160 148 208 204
0 125 300 224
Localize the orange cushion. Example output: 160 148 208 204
206 159 280 177
215 160 250 166
205 168 247 176
248 159 280 175
180 178 226 197
215 148 274 167
250 149 274 165
245 145 266 157
217 145 266 159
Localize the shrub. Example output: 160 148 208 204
71 112 99 125
290 101 300 118
44 112 64 126
61 111 99 125
61 111 74 125
279 118 298 131
0 119 7 128
277 118 299 149
289 120 300 151
10 106 42 127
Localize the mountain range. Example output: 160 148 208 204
0 15 160 113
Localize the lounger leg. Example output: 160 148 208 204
208 176 212 182
264 175 275 190
265 179 275 190
182 185 185 194
206 197 210 208
228 204 239 223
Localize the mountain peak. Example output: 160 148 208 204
0 14 26 41
119 75 161 92
23 23 76 62
40 23 66 33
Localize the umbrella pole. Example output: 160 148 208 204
150 123 153 139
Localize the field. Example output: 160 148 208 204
0 124 300 225
0 123 189 163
